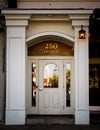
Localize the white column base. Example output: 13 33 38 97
75 109 89 125
5 110 25 125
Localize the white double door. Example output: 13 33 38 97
27 57 74 115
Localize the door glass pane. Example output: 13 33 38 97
44 63 58 88
66 63 71 106
32 63 36 106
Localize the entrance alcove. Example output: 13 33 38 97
26 32 75 124
2 9 92 125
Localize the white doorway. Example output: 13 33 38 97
26 57 74 115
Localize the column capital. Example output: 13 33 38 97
69 14 91 27
4 14 31 26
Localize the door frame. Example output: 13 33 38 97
26 56 74 115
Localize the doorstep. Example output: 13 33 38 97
26 115 75 125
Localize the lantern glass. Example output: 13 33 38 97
79 26 86 39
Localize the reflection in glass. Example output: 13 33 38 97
32 63 36 106
89 64 100 106
44 64 58 88
66 63 71 106
89 65 100 88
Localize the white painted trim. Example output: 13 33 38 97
5 26 26 125
72 20 89 26
69 14 90 20
27 56 74 115
5 14 31 20
28 56 74 60
6 20 28 26
74 26 89 124
2 9 93 15
26 31 75 44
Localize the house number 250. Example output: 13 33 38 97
45 43 58 49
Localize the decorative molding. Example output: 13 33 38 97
69 14 92 26
72 20 89 27
6 20 28 26
26 31 75 45
30 15 70 21
69 14 91 20
2 10 93 27
2 9 93 15
4 14 31 26
5 14 31 20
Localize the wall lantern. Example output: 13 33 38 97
79 25 86 39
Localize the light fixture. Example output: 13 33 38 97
79 25 86 39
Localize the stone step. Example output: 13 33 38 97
90 111 100 124
26 115 74 125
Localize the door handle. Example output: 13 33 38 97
36 86 38 88
38 87 43 91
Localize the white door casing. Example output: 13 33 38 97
27 57 74 115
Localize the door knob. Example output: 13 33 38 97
38 88 43 91
36 86 38 88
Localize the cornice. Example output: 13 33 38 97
2 9 93 15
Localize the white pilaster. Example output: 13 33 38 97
5 15 30 125
70 16 90 124
75 26 89 124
